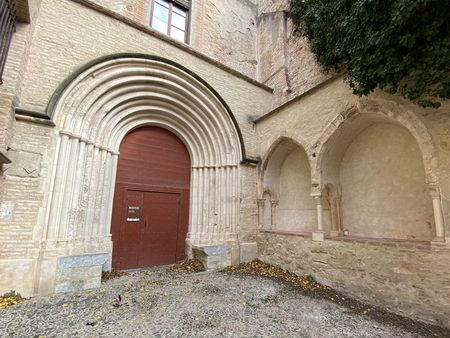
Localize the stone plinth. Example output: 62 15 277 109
192 245 231 270
55 253 109 293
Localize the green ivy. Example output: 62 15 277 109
288 0 450 108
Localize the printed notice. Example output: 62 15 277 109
0 202 14 220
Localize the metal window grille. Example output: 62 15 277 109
0 0 16 85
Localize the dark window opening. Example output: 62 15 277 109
150 0 190 43
0 0 16 85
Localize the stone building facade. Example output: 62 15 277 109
0 0 449 328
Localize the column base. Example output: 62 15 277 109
312 231 325 242
431 237 446 246
329 230 341 237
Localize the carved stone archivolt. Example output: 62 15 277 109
43 57 243 253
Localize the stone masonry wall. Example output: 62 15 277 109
88 0 259 78
0 0 273 295
89 0 151 25
258 232 450 327
255 76 450 327
0 0 271 274
84 0 331 103
0 3 44 290
256 0 330 108
0 0 43 153
191 0 258 78
80 0 333 109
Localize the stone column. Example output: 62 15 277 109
58 135 80 240
103 152 119 237
69 138 87 238
429 187 445 243
270 200 279 229
93 148 108 236
188 164 240 269
98 151 112 236
256 198 265 228
312 194 325 241
47 133 70 240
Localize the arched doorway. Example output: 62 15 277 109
111 126 191 269
41 56 243 279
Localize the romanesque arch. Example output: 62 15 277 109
259 137 319 232
42 55 243 258
313 103 444 241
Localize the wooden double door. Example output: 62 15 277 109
111 127 191 270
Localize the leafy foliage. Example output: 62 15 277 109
289 0 450 108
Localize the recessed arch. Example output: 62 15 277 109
42 55 244 258
315 108 438 241
313 104 438 188
260 137 318 232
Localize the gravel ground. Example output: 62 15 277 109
0 268 446 338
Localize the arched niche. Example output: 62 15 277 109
319 114 435 241
261 138 318 232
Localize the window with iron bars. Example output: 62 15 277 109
0 0 16 85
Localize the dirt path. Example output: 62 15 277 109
0 268 447 337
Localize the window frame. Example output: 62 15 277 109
0 0 17 85
149 0 190 44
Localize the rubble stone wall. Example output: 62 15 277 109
258 232 450 328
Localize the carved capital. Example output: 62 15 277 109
312 195 323 205
428 185 441 199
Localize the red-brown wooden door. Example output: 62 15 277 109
111 126 190 270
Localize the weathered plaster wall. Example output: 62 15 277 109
340 123 434 240
256 0 330 108
191 0 258 78
89 0 151 24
